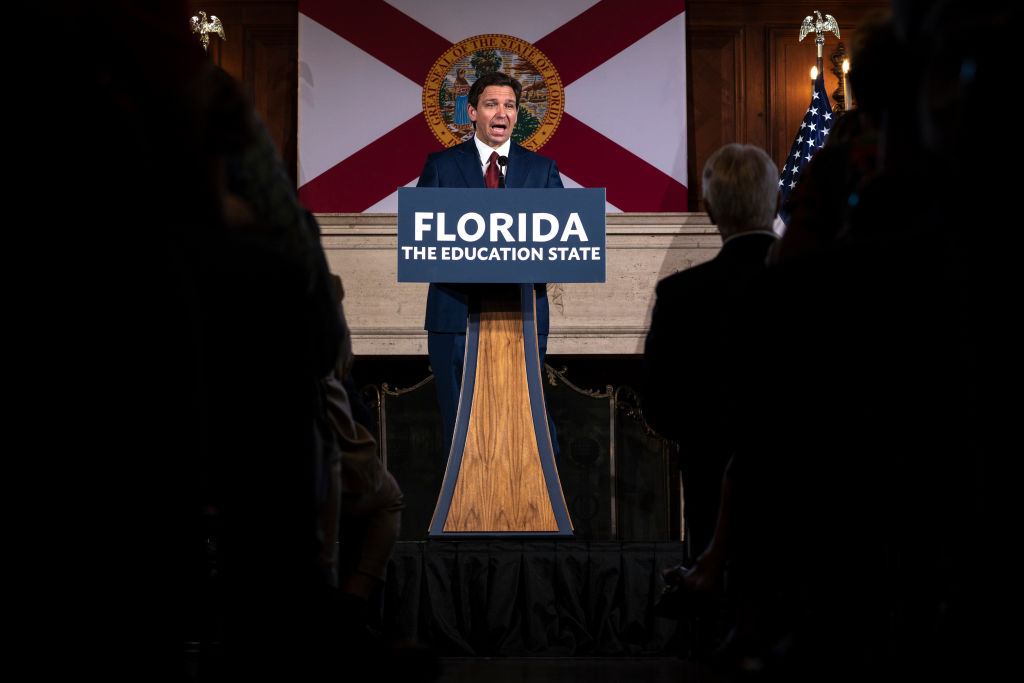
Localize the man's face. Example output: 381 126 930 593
468 85 518 148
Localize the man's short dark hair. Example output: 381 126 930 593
467 72 522 109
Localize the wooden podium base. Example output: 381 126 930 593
429 284 573 536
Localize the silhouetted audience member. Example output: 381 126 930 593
35 2 352 680
643 144 780 556
188 68 349 683
660 3 1011 681
321 276 405 643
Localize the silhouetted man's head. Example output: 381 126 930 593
702 144 780 238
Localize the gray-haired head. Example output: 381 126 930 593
701 144 779 238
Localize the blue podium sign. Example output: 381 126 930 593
397 187 606 283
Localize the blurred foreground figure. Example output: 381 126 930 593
35 2 346 679
654 3 1013 680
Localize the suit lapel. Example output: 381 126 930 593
455 139 486 188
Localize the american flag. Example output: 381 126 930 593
778 72 833 225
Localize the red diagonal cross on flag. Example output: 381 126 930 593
298 0 687 212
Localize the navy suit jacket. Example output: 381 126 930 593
416 139 564 333
642 231 778 444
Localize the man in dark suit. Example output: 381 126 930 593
642 143 779 555
416 71 563 452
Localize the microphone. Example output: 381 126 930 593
497 156 508 187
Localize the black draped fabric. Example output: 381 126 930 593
383 541 684 656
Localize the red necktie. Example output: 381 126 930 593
485 150 500 188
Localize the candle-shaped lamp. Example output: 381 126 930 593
842 58 851 109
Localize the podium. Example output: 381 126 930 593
398 187 605 537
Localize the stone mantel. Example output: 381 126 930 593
319 213 720 356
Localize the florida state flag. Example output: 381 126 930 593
298 0 687 212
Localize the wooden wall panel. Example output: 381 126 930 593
244 26 298 180
687 26 743 212
771 27 826 168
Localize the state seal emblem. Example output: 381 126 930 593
422 35 564 151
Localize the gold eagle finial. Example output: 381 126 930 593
799 11 840 45
190 11 226 52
